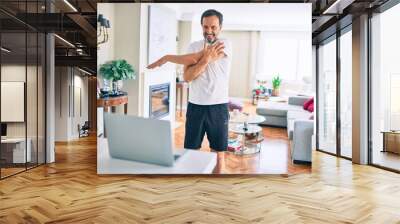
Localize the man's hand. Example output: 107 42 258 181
183 41 225 82
147 56 167 69
202 42 225 63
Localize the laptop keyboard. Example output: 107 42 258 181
173 150 186 160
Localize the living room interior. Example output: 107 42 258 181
1 0 400 222
97 3 314 174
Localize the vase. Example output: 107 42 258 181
112 80 123 94
272 88 280 96
102 79 111 92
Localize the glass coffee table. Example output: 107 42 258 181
228 113 265 155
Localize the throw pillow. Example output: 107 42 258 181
303 97 314 110
307 102 314 112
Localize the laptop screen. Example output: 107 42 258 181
1 123 7 137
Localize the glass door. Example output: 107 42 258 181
0 1 46 179
339 28 352 158
370 3 400 171
1 30 28 178
317 36 337 155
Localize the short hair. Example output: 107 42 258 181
201 9 223 26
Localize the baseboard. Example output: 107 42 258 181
258 123 287 129
293 160 312 165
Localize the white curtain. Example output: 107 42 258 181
255 31 312 95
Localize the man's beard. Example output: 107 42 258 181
204 32 217 44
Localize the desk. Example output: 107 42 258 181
176 82 189 117
382 131 400 154
97 95 128 114
1 138 31 164
97 138 217 174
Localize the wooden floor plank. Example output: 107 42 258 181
0 107 400 222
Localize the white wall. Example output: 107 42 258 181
98 3 176 124
221 31 252 99
97 3 115 135
113 3 142 116
178 21 192 55
55 67 69 141
1 65 35 137
54 67 89 141
175 21 192 109
97 4 115 68
1 64 46 164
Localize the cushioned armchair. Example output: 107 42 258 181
290 120 313 164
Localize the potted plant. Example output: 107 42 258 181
99 59 136 94
271 75 282 96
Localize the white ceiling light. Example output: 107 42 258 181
63 0 78 12
78 67 92 76
1 47 11 53
323 0 355 15
54 34 75 48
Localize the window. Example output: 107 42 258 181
317 36 337 155
370 3 400 171
340 29 352 158
256 31 312 95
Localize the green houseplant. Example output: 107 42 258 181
271 75 282 96
99 59 136 94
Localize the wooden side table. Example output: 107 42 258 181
381 131 400 154
97 95 128 137
97 95 128 114
176 82 189 117
252 94 268 105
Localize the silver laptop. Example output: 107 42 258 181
104 113 185 166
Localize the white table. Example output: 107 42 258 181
97 138 217 174
1 138 31 163
228 113 265 155
229 112 266 124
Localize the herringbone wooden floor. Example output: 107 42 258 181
1 135 400 223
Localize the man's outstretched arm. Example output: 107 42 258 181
147 51 203 69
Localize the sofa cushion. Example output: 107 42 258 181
307 103 314 112
287 110 312 121
288 96 311 106
303 97 313 110
257 101 304 117
287 110 312 140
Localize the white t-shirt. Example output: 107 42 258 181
186 38 232 105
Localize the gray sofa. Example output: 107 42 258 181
256 96 314 164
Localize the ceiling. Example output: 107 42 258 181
0 0 393 75
163 3 311 31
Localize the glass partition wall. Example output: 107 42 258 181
316 27 352 159
370 3 400 172
339 27 352 159
317 35 337 155
0 2 46 179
